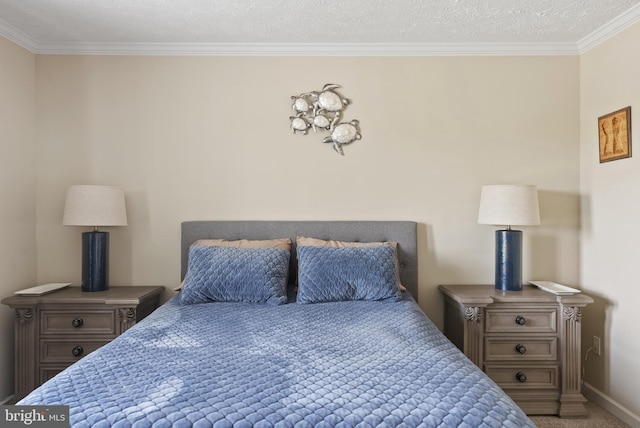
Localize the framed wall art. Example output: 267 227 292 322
598 106 632 163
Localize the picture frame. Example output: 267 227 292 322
598 106 632 163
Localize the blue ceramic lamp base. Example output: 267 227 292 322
495 229 522 291
82 230 109 292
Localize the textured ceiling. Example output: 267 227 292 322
1 0 640 55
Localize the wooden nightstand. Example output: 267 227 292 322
2 285 164 400
438 284 593 417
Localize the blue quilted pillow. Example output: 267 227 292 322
180 246 289 305
296 245 402 303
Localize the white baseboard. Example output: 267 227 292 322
583 382 640 427
0 394 15 405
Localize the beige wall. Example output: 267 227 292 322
580 21 640 416
0 37 37 400
34 55 580 323
1 44 584 400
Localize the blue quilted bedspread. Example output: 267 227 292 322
20 294 534 427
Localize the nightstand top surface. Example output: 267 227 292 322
438 284 593 306
2 285 164 307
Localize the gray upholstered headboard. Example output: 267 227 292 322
181 221 419 299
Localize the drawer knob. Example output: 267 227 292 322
516 372 527 383
515 315 527 325
515 344 527 354
72 318 84 328
72 346 84 357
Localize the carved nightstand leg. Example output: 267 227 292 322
14 308 36 399
117 308 137 333
463 306 484 367
559 306 588 417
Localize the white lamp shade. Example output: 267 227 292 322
477 184 540 227
63 185 128 227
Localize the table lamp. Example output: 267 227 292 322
63 185 128 292
478 184 540 291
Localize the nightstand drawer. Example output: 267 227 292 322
40 339 110 363
485 365 558 389
485 338 557 362
40 309 116 336
485 308 557 333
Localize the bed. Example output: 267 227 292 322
19 221 534 427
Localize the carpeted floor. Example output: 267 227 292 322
529 401 630 427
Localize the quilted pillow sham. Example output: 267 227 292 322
296 236 407 291
296 245 402 303
180 245 289 305
176 238 292 291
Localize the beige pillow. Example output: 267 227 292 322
175 238 292 291
295 236 407 292
193 238 291 250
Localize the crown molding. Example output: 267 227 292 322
0 18 39 52
578 3 640 54
32 41 579 56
